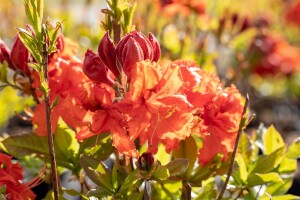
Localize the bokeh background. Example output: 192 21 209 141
1 0 300 196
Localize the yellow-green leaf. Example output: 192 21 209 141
263 125 285 155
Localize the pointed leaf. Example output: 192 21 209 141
80 154 113 193
265 178 293 196
172 136 197 176
247 172 283 187
286 137 300 159
263 125 285 155
166 158 189 178
232 153 248 186
249 146 286 173
118 169 142 194
238 132 255 165
79 132 114 160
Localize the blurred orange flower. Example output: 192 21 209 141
0 153 36 200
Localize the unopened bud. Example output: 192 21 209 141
116 31 161 80
0 39 13 67
138 152 154 171
10 34 30 75
83 49 115 87
98 32 119 78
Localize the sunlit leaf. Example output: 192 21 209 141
79 154 113 193
265 178 293 196
263 125 285 155
249 146 286 173
247 172 282 187
238 132 255 165
166 158 189 179
232 153 248 186
286 137 300 159
79 132 114 160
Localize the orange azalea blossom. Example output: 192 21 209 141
250 34 300 76
76 60 193 157
32 38 92 136
158 0 205 17
285 0 300 27
173 60 244 166
0 153 36 200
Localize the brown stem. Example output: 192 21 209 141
181 182 191 200
113 21 121 44
217 94 249 200
42 25 60 200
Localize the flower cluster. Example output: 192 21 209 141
54 30 244 165
0 152 36 200
250 33 300 76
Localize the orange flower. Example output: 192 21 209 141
285 0 300 27
123 61 192 154
32 38 92 136
251 34 300 76
0 153 36 200
173 60 244 166
158 0 205 17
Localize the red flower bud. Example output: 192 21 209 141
10 34 31 75
0 39 13 67
83 49 115 87
116 31 161 80
138 152 154 171
148 33 161 62
98 32 120 78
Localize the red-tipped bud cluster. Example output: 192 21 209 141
83 49 115 87
116 31 161 79
88 31 161 83
137 152 155 171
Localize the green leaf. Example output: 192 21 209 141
118 169 142 195
153 165 169 181
172 136 197 177
18 29 42 63
53 120 80 169
87 188 112 198
79 132 114 160
80 154 113 193
46 21 62 54
286 137 300 159
247 172 282 187
277 157 297 174
238 132 255 166
232 153 248 186
111 162 127 191
28 63 41 72
194 178 217 200
188 155 222 186
249 146 286 174
0 63 8 83
0 185 6 194
260 194 300 200
265 178 293 196
62 188 89 200
24 0 43 35
1 120 80 171
263 125 285 155
166 158 189 179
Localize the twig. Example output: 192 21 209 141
181 182 192 200
217 94 249 200
42 24 60 200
